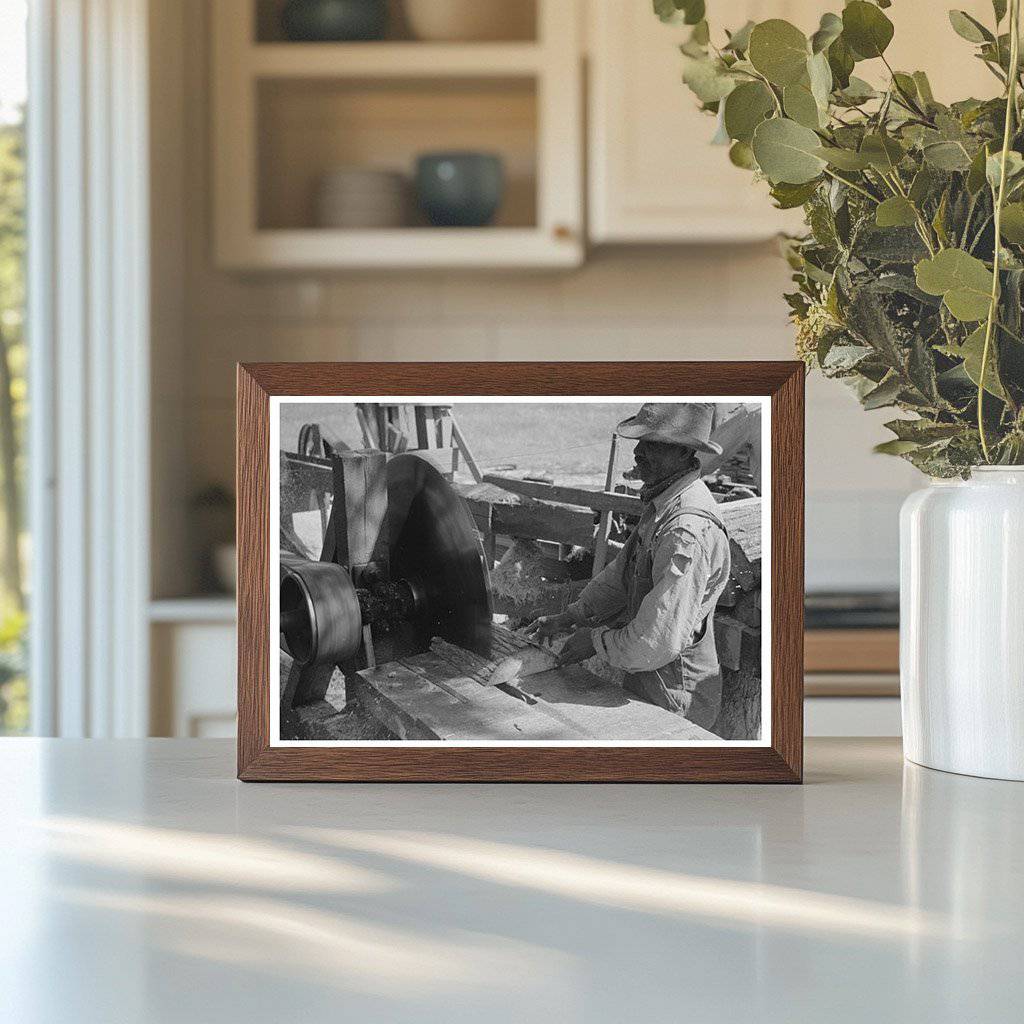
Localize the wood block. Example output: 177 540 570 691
333 451 389 571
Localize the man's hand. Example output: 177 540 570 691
522 611 577 642
556 627 596 667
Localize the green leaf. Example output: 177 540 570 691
875 196 918 228
948 10 993 44
915 249 994 321
836 75 877 105
884 418 963 443
815 145 872 170
912 71 935 105
689 20 710 46
723 81 775 143
967 143 993 193
783 83 822 128
653 0 677 23
807 51 833 110
932 190 950 246
681 55 736 103
842 1 894 60
986 150 1024 190
770 179 820 208
993 0 1008 24
959 324 1006 398
862 374 902 409
752 117 827 184
827 35 855 89
728 140 758 169
860 133 905 173
654 0 705 25
724 20 755 53
923 141 973 171
874 439 921 455
1000 202 1024 242
748 19 810 87
909 165 936 205
810 12 843 54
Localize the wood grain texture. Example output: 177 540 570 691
237 361 805 783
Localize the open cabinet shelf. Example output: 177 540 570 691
212 0 582 269
248 41 546 77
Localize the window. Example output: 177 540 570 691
0 0 28 734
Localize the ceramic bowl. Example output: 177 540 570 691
314 167 409 228
281 0 388 42
415 152 505 228
404 0 534 42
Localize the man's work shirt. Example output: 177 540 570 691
565 469 731 729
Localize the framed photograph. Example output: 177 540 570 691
237 362 804 782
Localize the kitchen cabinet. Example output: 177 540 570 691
587 0 999 244
211 0 583 269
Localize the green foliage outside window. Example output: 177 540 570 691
0 111 27 733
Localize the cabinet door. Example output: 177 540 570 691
589 0 1004 244
589 1 815 243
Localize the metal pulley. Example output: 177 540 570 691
280 451 492 674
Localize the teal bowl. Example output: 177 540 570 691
281 0 387 42
415 152 505 228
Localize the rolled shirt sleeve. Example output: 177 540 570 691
564 540 630 626
592 526 712 673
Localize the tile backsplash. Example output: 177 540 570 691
170 247 918 595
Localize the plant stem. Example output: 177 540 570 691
979 0 1021 462
821 167 879 203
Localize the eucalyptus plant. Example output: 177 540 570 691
658 0 1024 474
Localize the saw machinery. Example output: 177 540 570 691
279 449 492 709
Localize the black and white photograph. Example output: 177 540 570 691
273 397 768 746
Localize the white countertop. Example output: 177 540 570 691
2 738 1021 1023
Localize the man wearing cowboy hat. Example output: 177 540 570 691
525 403 731 731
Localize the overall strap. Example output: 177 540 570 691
655 504 728 540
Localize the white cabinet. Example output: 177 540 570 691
150 601 237 738
586 0 998 244
211 0 584 269
588 1 813 243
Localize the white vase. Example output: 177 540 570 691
900 467 1024 780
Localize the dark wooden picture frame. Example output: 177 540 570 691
237 362 804 782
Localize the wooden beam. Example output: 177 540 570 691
449 413 483 483
332 451 389 574
482 473 641 514
592 434 621 575
465 496 596 549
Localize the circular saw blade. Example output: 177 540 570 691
387 453 492 658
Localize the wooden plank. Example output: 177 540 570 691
404 651 599 740
465 497 596 548
717 497 762 564
355 661 576 741
804 629 899 674
482 473 641 515
519 664 718 741
419 629 718 741
351 665 470 740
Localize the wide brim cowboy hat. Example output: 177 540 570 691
615 402 723 456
